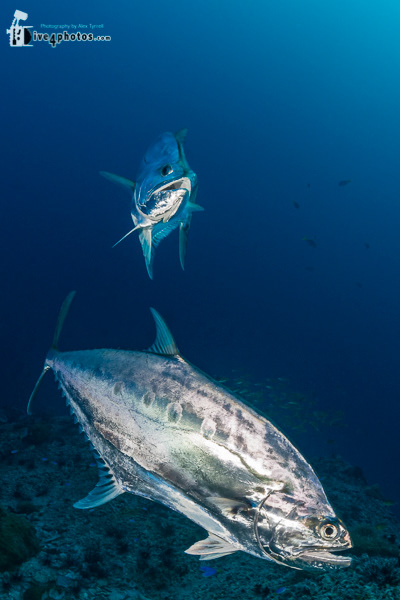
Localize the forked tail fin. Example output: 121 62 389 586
51 291 76 350
27 291 76 415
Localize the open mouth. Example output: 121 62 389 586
153 177 191 195
297 548 352 569
138 177 192 220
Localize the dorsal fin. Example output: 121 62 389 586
52 291 76 350
146 308 179 356
175 128 188 144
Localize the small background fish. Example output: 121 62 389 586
101 130 203 278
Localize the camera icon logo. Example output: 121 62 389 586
6 10 32 47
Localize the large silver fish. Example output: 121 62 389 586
28 293 352 571
100 129 202 279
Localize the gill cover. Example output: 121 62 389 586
253 492 352 571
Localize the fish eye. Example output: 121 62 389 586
161 164 173 177
319 523 339 540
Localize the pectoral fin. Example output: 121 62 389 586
207 497 253 516
187 202 204 212
185 533 238 561
100 171 136 193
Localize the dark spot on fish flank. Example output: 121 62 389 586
213 428 230 443
142 392 155 407
223 402 232 413
196 389 208 398
155 395 171 409
166 402 183 424
276 457 290 470
113 382 124 396
91 367 103 379
236 409 243 420
162 370 185 385
181 412 203 432
236 434 246 450
254 486 265 494
200 417 216 439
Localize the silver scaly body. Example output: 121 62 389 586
28 294 352 570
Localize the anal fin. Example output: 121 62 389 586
139 228 154 279
179 217 192 271
184 532 238 561
73 458 124 509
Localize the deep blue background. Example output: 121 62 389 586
2 1 400 512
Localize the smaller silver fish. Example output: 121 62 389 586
101 129 203 279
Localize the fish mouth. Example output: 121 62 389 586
261 543 352 571
294 546 352 569
151 177 192 195
138 176 192 221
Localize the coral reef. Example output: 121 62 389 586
0 506 39 572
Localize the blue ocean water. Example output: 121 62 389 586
2 0 400 521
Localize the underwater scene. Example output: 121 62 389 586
2 1 400 598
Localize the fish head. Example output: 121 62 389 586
256 493 352 570
133 131 197 225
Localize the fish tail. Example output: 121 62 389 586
27 291 76 415
51 290 76 350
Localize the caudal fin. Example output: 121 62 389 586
52 291 76 349
27 291 76 415
26 367 51 416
